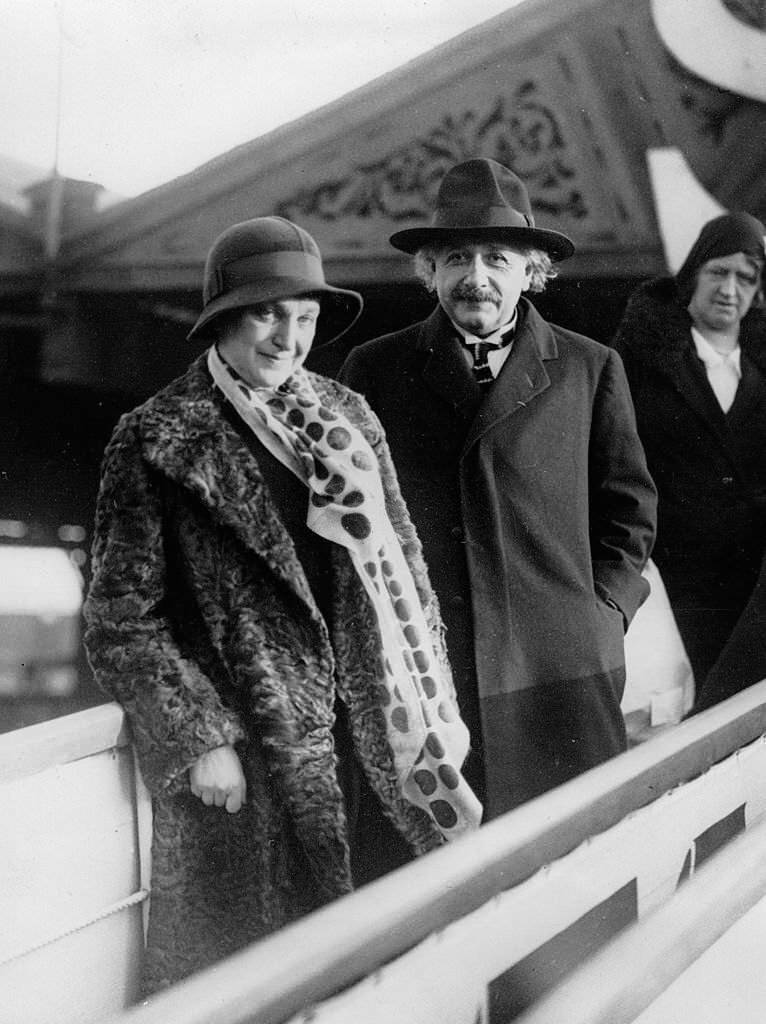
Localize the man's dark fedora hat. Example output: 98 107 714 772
188 216 363 345
389 158 575 261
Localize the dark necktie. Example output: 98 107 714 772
469 333 514 388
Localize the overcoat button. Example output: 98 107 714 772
450 526 464 541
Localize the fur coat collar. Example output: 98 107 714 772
138 354 342 617
614 276 766 379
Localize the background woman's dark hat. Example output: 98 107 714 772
389 158 575 261
188 216 363 345
675 211 766 305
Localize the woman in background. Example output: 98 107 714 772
613 212 766 709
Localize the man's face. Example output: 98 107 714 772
432 241 532 336
217 297 320 389
687 252 762 336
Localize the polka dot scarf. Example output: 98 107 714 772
208 345 482 840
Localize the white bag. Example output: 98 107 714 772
622 559 695 726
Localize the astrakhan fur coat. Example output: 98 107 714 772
83 355 447 993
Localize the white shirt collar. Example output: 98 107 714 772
691 326 741 377
452 310 518 348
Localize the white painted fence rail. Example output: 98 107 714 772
513 813 766 1024
4 681 766 1024
103 679 766 1024
0 703 151 1024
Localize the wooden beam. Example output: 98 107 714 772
58 246 665 295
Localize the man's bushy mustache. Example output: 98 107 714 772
451 285 500 304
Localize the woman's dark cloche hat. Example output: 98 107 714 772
389 158 575 261
188 216 363 345
675 211 766 305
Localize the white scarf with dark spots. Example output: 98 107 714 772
208 345 482 839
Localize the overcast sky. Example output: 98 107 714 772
2 0 519 198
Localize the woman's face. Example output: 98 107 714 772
217 297 320 389
687 252 762 336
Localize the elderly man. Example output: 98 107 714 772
340 158 656 819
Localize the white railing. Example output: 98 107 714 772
514 813 766 1024
0 703 151 1024
103 679 766 1024
4 681 766 1024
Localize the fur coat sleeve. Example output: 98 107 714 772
84 414 247 794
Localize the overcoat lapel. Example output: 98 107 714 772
138 357 320 616
728 351 766 428
676 348 732 437
418 308 482 422
464 301 555 454
673 349 763 465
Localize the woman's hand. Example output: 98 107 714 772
189 745 247 813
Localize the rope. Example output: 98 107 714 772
0 888 150 968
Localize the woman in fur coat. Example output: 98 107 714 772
613 212 766 699
84 217 481 995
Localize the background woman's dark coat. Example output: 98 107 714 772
694 546 766 711
613 278 766 691
83 356 447 993
340 299 656 818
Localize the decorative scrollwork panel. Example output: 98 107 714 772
277 81 588 226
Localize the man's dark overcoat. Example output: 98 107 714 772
339 299 656 817
83 355 447 993
613 278 766 690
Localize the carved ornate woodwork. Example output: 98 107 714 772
277 84 588 227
